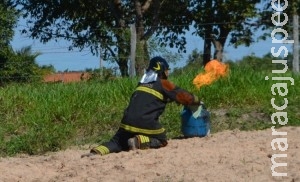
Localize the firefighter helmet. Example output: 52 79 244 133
147 56 170 73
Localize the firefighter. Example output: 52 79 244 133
81 56 201 157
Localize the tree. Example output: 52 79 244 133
0 0 19 85
259 0 300 37
259 0 299 72
0 46 46 84
16 0 270 73
134 0 191 75
0 0 17 48
0 1 53 85
15 0 192 76
190 0 261 65
15 0 130 76
187 49 203 66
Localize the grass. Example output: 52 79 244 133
0 62 299 157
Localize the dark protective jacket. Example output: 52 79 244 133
120 78 200 139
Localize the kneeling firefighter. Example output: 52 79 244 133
82 56 202 157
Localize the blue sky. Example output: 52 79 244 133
11 20 293 72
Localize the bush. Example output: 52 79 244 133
0 46 53 85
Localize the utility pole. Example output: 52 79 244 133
292 1 299 73
130 24 136 77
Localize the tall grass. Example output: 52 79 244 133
0 65 299 157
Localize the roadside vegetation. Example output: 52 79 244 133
0 56 299 157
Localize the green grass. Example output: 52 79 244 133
0 63 299 157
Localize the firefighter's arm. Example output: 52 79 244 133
161 79 200 106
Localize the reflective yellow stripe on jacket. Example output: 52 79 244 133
136 86 163 100
120 123 165 135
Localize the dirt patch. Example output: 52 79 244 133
1 126 299 182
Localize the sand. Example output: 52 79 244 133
0 126 299 182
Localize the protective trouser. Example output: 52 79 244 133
91 128 168 155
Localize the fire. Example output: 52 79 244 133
193 59 229 89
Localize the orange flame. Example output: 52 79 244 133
193 59 229 89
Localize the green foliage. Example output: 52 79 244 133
191 0 260 47
0 58 299 157
0 78 137 156
15 0 192 55
148 37 183 65
14 0 276 74
87 68 117 82
0 2 50 85
0 1 20 84
259 0 300 40
0 0 18 47
0 46 51 85
171 49 204 76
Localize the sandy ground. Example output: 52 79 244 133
0 126 299 182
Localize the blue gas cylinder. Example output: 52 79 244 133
180 104 210 137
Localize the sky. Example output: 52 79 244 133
11 19 293 72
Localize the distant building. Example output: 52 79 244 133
43 72 90 83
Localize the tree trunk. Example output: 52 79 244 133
118 59 129 77
212 28 229 62
203 25 213 66
212 39 223 62
203 38 212 66
202 0 213 67
115 29 130 77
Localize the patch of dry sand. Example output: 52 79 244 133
0 126 299 182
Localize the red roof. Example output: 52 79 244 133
43 72 91 83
